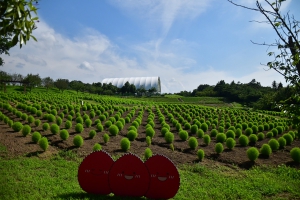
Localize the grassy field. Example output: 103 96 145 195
1 151 300 200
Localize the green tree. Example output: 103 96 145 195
42 77 54 90
23 73 41 91
0 0 39 66
54 78 69 93
70 80 84 94
228 0 300 127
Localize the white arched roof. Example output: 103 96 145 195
102 77 161 93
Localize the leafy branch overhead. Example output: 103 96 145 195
228 0 300 127
0 0 39 48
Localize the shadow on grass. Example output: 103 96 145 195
238 160 256 169
55 192 146 200
25 151 44 157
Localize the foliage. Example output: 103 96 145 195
65 120 72 129
290 147 300 163
127 130 137 141
197 149 205 161
103 133 109 143
283 133 293 145
179 130 189 141
247 147 259 162
278 136 287 148
39 137 48 151
73 135 83 147
238 135 249 147
146 136 151 146
21 124 31 136
42 122 49 131
268 139 280 151
216 133 227 143
188 137 198 150
164 132 174 144
203 134 211 146
249 134 258 144
31 131 41 143
12 121 23 132
260 144 272 157
93 143 102 151
120 138 130 151
215 143 224 154
50 124 59 135
144 148 152 160
54 79 69 93
75 123 84 133
225 138 236 150
109 125 119 136
60 129 69 140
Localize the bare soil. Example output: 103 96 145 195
0 106 300 170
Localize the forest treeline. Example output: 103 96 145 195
176 79 293 111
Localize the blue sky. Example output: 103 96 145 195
2 0 300 93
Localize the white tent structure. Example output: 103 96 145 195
101 77 161 93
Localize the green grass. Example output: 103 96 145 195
0 154 299 200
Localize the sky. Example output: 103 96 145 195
1 0 300 93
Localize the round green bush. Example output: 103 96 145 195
22 125 31 136
210 129 218 137
104 120 112 128
258 125 264 132
276 126 284 135
175 123 182 131
127 130 138 141
28 115 34 124
215 143 224 154
146 136 151 146
146 127 155 139
89 130 96 139
42 123 50 131
73 135 84 147
203 134 211 146
165 132 174 144
249 134 258 144
200 123 208 132
283 133 293 145
245 128 253 136
290 147 300 163
103 133 110 143
74 123 83 133
190 124 198 133
278 137 286 148
85 119 92 128
39 137 49 151
216 133 227 143
247 147 259 161
76 116 84 124
179 130 189 141
120 138 130 151
161 127 169 137
197 129 204 138
99 114 106 121
50 124 60 135
67 115 73 121
218 126 224 133
271 128 278 137
226 138 236 150
34 119 41 127
32 131 41 143
131 121 139 129
109 125 119 136
8 120 13 127
115 121 124 131
60 129 69 140
21 113 28 121
266 132 273 138
56 117 62 126
188 137 198 150
47 114 56 123
260 144 272 157
65 120 72 129
226 130 235 139
257 132 265 141
12 122 23 132
235 128 242 138
94 123 103 132
268 139 279 151
238 135 249 147
93 143 102 151
144 148 153 160
288 131 295 139
197 149 205 161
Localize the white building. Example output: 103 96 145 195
101 77 161 93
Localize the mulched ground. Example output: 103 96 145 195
0 106 300 170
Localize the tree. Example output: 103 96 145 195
272 80 277 90
23 73 41 91
228 0 300 126
70 80 84 94
54 79 69 93
0 0 39 66
120 81 130 94
42 77 54 90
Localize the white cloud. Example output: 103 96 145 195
78 61 94 71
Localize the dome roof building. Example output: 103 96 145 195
101 77 161 93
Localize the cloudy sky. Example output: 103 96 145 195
2 0 300 93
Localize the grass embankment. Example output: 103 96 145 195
0 151 299 200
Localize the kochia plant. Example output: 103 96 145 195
188 137 198 150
